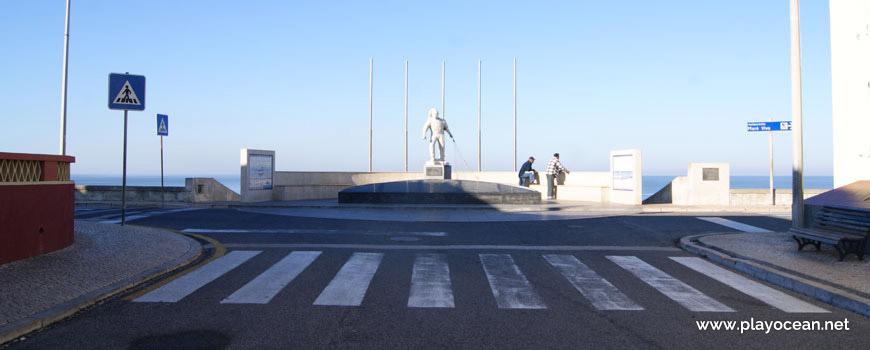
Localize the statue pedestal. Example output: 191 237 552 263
424 161 452 179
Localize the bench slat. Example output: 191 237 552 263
818 211 870 227
814 220 870 235
792 227 865 241
824 206 870 217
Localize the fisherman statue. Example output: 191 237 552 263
421 108 453 179
421 108 453 163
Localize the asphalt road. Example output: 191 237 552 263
5 207 866 349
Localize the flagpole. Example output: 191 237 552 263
59 0 71 155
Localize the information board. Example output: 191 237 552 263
612 155 634 191
247 154 273 190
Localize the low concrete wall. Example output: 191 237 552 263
186 178 241 202
271 171 612 202
75 178 240 204
729 189 828 207
75 185 188 203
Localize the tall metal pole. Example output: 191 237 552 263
122 110 128 226
478 60 482 172
513 58 517 172
160 135 165 208
442 60 446 156
769 117 774 206
790 0 805 227
441 61 445 120
405 60 408 173
59 0 70 155
369 58 373 172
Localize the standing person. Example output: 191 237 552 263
518 156 538 186
545 153 569 199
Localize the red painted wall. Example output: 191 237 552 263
0 184 75 265
1 152 75 265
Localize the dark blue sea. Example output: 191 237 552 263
72 174 833 201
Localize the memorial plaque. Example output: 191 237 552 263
702 168 719 181
426 167 443 177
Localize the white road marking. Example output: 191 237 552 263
607 256 734 312
408 254 454 308
221 243 682 252
134 250 260 303
670 257 828 313
101 208 201 224
697 217 771 233
221 251 322 304
313 252 383 306
543 254 643 311
479 254 546 309
182 228 446 237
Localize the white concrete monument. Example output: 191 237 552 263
609 149 642 205
240 149 275 202
422 108 452 179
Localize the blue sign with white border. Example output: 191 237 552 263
747 121 791 132
157 114 169 136
108 73 146 111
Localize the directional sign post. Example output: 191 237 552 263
748 120 792 205
109 73 146 225
157 114 168 207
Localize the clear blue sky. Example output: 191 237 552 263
0 0 834 176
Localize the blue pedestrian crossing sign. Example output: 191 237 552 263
108 73 146 111
157 114 169 136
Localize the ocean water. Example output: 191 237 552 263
72 174 833 201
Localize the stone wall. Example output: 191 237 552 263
75 178 239 204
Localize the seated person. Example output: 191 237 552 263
518 156 539 186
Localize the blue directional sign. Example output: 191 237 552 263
157 114 169 136
747 121 792 132
108 73 146 111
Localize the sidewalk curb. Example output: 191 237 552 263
679 233 870 317
0 229 203 345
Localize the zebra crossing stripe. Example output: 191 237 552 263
543 254 643 311
606 256 734 312
408 253 454 308
134 250 261 303
479 254 546 309
670 257 828 313
697 217 771 233
221 251 322 304
313 252 383 306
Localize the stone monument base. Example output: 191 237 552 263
424 162 451 180
338 180 541 204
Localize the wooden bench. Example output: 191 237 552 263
790 205 870 261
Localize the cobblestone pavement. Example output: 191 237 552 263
0 222 195 327
699 232 870 296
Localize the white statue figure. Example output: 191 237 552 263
421 108 453 163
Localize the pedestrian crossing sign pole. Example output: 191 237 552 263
108 72 146 225
157 114 168 208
